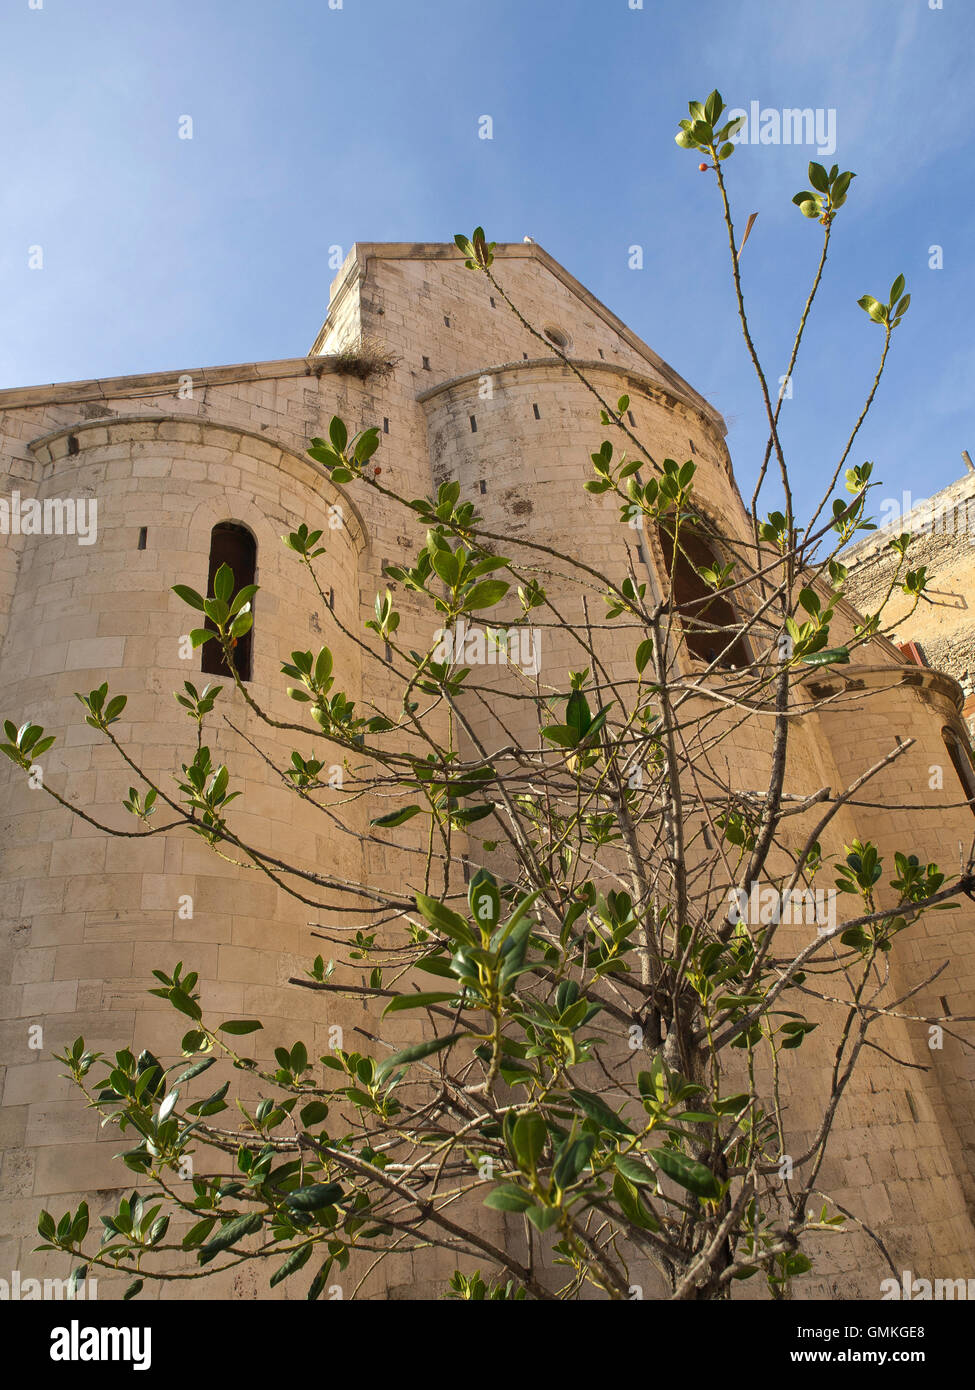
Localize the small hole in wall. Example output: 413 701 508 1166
383 418 389 434
384 642 392 663
444 315 450 327
422 356 431 371
940 995 952 1017
636 544 647 566
522 352 528 360
137 526 147 551
470 415 477 433
462 858 471 883
627 411 636 427
701 821 713 850
328 587 334 611
479 479 487 495
597 348 605 359
489 296 496 308
532 403 541 420
67 434 79 456
689 439 697 454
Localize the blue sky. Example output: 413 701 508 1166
1 0 970 524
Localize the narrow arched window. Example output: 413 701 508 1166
202 522 256 681
657 517 750 670
942 726 975 816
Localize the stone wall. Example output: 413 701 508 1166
844 467 975 727
1 242 974 1299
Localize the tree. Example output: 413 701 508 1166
11 89 970 1302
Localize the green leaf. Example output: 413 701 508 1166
299 1101 329 1127
808 161 829 193
450 804 495 827
650 1148 722 1199
541 725 579 750
613 1172 658 1230
371 805 422 828
801 647 850 667
712 1093 750 1116
414 894 473 944
381 991 461 1016
354 428 381 464
285 1183 344 1212
213 563 234 603
832 170 854 199
432 548 461 588
635 639 654 674
172 585 205 611
857 294 888 324
469 872 501 932
307 1258 335 1301
181 1217 216 1249
512 1113 547 1170
525 1205 560 1232
553 1134 597 1189
462 580 509 611
198 1211 263 1263
328 416 348 452
484 1184 533 1212
158 1089 179 1122
414 953 455 979
218 1020 263 1035
570 1087 634 1135
613 1153 656 1186
230 584 259 616
169 989 202 1021
375 1030 468 1085
104 695 127 722
72 1203 90 1242
269 1243 313 1287
566 689 591 741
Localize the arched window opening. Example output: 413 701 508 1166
202 522 256 682
657 517 750 670
942 727 975 816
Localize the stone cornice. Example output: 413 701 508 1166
0 356 349 412
800 661 964 714
416 357 720 436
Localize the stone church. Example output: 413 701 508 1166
1 242 974 1298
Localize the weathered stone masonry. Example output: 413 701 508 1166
1 242 974 1298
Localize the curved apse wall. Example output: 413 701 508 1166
0 415 367 1298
